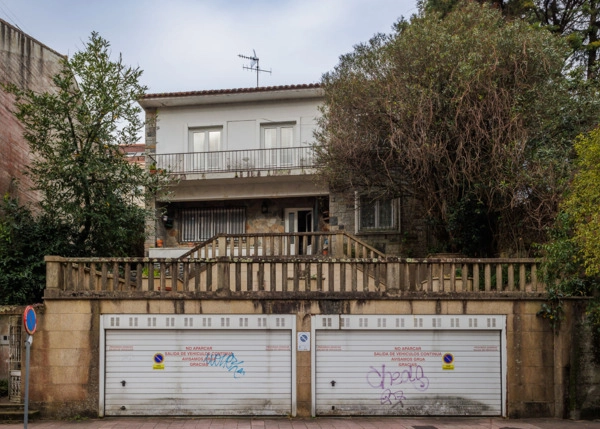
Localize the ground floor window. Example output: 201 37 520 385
358 196 396 231
180 207 246 242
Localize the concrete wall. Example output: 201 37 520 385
27 295 579 419
0 19 64 205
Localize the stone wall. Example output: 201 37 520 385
28 295 580 419
0 19 65 205
329 192 431 257
156 196 323 248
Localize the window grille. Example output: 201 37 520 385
181 207 246 242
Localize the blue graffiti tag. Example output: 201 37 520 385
203 352 246 379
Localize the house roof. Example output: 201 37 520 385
138 83 323 108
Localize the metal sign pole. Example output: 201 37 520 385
22 306 36 429
23 334 32 429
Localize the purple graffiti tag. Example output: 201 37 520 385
380 389 406 408
366 364 430 392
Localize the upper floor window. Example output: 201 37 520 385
359 196 396 231
262 123 295 167
189 127 222 171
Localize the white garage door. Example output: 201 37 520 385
101 314 295 417
313 315 505 417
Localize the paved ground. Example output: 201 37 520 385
2 417 600 429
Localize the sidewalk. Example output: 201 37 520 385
2 417 600 429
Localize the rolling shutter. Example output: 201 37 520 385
313 315 504 416
102 314 295 416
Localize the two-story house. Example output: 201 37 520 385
139 84 329 257
139 83 433 258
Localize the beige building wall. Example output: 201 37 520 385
25 296 576 419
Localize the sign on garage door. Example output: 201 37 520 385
312 315 505 417
100 314 296 417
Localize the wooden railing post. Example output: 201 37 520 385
44 256 65 296
386 258 400 292
334 231 344 258
218 235 227 257
216 256 230 291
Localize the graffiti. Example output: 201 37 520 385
380 389 406 408
367 363 429 406
203 351 246 378
367 363 430 392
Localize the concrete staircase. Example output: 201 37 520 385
0 399 39 421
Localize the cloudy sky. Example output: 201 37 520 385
0 0 418 94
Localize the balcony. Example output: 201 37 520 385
153 147 316 175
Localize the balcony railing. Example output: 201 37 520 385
153 147 316 175
45 254 546 297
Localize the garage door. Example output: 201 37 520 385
313 315 505 417
100 314 295 417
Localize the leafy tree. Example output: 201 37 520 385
316 1 600 256
4 33 169 257
537 127 600 333
562 127 600 276
419 0 600 79
0 195 69 304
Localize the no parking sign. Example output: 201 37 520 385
23 305 37 335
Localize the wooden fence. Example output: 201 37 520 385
45 255 544 296
178 232 386 259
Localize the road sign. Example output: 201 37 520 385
23 305 37 335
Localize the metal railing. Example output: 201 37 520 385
153 147 316 175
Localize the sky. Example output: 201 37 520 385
0 0 419 94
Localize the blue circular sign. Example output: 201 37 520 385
23 305 37 335
154 353 164 364
443 353 454 364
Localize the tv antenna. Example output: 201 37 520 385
238 50 271 87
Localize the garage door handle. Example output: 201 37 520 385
121 380 126 386
330 380 336 387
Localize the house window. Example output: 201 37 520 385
181 207 246 242
262 123 295 167
359 196 395 231
189 128 222 171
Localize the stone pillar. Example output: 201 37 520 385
44 256 65 298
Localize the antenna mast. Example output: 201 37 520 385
238 50 271 87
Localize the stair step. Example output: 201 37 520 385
0 404 40 421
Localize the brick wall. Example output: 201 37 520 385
0 19 64 205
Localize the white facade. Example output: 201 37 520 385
139 85 329 248
154 98 320 155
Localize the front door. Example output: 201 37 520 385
284 208 313 255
